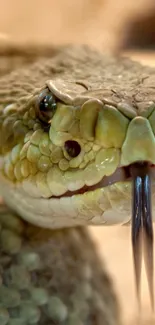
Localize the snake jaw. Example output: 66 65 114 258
130 162 154 309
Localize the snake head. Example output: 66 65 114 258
0 68 155 309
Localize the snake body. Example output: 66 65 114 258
0 44 155 324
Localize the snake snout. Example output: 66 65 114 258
121 117 155 166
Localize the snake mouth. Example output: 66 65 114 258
57 167 130 198
58 164 155 197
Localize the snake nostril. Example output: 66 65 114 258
64 140 81 158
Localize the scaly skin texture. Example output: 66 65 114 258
0 45 123 325
1 44 155 324
0 203 120 325
1 45 155 227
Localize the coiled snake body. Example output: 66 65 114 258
0 45 155 324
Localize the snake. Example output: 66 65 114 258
0 44 155 324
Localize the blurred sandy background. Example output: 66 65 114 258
0 0 155 50
1 0 155 324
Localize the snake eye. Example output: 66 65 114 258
37 89 57 123
64 140 81 158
